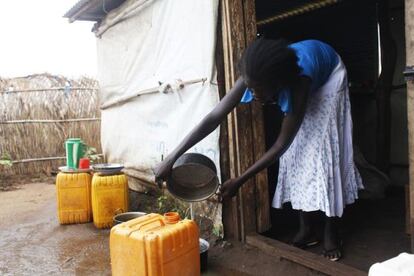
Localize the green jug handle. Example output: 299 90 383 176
81 142 87 157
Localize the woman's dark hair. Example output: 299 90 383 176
239 38 300 88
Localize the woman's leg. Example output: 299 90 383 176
292 211 318 248
323 216 342 261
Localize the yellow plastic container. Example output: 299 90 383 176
56 172 92 224
110 212 200 276
91 173 129 229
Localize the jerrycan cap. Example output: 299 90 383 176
164 212 180 224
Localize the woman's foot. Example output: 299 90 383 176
291 227 319 249
323 216 342 261
291 211 319 249
322 236 342 261
322 248 342 262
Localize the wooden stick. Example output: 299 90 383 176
12 157 66 164
0 118 101 124
405 0 414 250
11 154 104 164
0 87 98 94
376 0 397 172
100 78 207 110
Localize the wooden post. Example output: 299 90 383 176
405 0 414 251
376 0 397 173
221 0 270 240
244 0 271 235
221 0 242 240
217 1 239 240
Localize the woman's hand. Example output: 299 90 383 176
154 157 175 183
219 178 241 200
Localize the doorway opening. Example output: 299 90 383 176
254 0 410 271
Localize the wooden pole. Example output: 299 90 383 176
0 87 98 94
100 78 207 110
216 1 239 240
221 0 270 240
11 157 66 164
10 154 104 164
221 0 242 241
0 118 100 124
376 0 397 173
244 0 271 234
405 0 414 252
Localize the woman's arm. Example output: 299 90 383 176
155 77 247 181
221 77 310 199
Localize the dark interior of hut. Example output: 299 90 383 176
254 0 410 270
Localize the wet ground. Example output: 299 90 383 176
0 181 320 276
0 183 110 275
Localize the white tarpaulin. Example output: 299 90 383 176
96 0 220 188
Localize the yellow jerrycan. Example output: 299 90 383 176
110 212 200 276
91 173 129 228
56 172 92 224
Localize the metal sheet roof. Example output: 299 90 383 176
64 0 126 22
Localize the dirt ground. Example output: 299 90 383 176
0 180 320 276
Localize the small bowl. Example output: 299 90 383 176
199 238 209 272
113 212 146 225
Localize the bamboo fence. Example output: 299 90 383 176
0 73 101 177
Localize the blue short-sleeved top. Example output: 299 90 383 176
241 39 339 113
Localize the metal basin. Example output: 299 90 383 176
199 238 209 272
113 212 146 225
167 153 219 202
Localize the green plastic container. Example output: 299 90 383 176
65 138 86 169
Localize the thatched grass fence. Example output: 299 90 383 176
0 74 102 177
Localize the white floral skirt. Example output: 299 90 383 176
272 58 363 217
